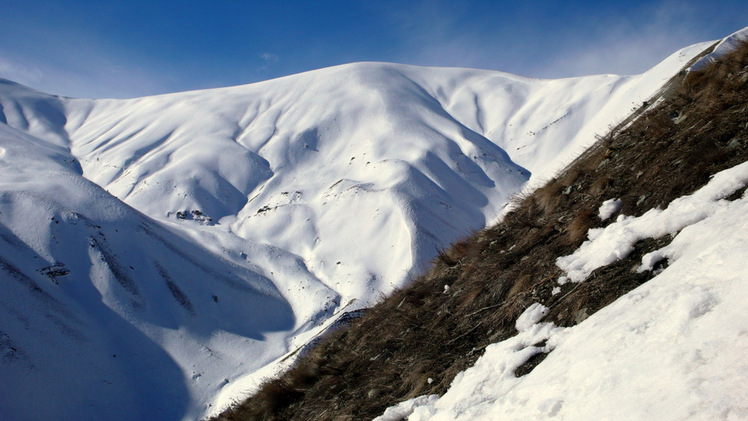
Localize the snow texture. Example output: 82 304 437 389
0 35 713 420
597 198 622 221
514 302 550 332
375 394 440 421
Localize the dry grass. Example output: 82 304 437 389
214 41 748 421
566 206 597 244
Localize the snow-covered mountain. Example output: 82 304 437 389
376 27 748 420
0 37 712 420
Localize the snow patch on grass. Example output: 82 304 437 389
597 198 621 221
557 161 748 283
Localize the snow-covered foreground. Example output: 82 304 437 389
378 159 748 421
0 37 710 420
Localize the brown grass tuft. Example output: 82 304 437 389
533 181 563 214
567 207 597 244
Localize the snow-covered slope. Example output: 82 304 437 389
378 160 748 421
0 39 709 420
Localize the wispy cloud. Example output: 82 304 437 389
0 57 44 88
532 1 726 78
376 0 747 78
259 52 279 63
0 5 177 99
0 38 177 99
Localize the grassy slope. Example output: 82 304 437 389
215 41 748 421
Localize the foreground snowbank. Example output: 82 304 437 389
379 161 748 420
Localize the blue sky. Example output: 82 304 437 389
1 0 746 98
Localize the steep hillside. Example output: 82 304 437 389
0 35 716 421
216 35 748 420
